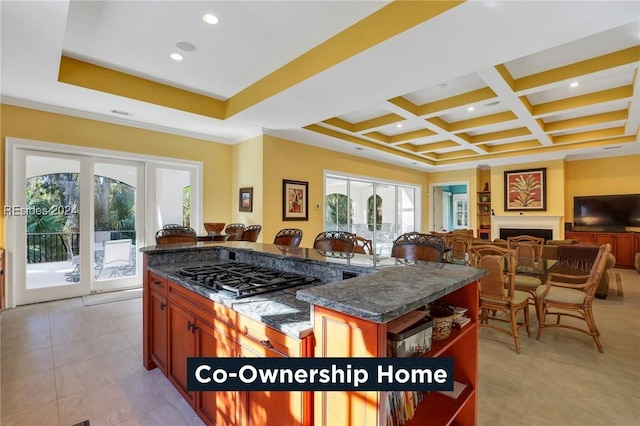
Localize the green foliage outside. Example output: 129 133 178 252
26 174 135 263
325 193 353 231
367 194 382 231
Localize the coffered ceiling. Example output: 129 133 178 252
1 1 639 171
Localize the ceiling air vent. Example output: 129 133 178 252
603 146 622 150
111 109 134 117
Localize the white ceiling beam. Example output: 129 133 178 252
478 67 554 147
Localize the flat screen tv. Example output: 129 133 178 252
573 194 640 227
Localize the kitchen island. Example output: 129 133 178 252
141 241 485 426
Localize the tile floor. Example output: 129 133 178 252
1 268 639 426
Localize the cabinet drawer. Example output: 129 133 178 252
238 315 301 358
167 281 236 337
149 272 167 296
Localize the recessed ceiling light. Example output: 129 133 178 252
467 106 475 111
396 124 403 128
436 83 447 89
170 53 184 61
570 82 580 88
203 14 219 24
176 41 196 52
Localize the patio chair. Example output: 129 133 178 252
102 239 134 278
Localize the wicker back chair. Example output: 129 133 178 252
507 235 546 304
391 232 446 262
240 224 262 242
536 243 611 352
443 233 472 265
313 231 355 253
224 223 245 241
469 244 530 353
273 228 303 247
155 224 197 245
353 235 373 255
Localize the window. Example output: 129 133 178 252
324 173 420 256
452 193 469 229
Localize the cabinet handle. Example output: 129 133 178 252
242 327 289 357
191 324 199 334
152 279 162 286
160 302 166 311
187 321 193 331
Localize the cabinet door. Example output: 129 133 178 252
168 302 196 405
150 291 168 374
196 319 239 426
613 234 634 268
238 337 308 426
566 232 593 243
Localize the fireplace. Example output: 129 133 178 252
491 215 563 240
499 228 553 242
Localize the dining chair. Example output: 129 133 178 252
313 231 355 253
443 233 472 265
224 223 245 241
536 243 611 352
102 239 134 278
353 235 373 255
469 244 530 353
391 232 446 262
240 224 262 242
508 235 545 306
155 224 198 245
273 228 303 247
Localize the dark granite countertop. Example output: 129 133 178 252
296 262 486 324
143 242 487 336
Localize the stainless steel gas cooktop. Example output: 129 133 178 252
177 262 319 299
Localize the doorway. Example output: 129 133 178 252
429 181 470 233
5 138 203 308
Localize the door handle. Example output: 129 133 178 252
187 320 193 331
160 302 166 310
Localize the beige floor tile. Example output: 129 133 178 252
104 298 143 319
0 400 60 426
52 331 131 367
1 368 57 417
0 327 52 357
1 346 54 381
112 312 143 331
114 393 205 426
49 304 111 329
50 316 120 346
0 314 50 340
55 347 148 398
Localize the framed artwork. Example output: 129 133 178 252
239 187 253 212
504 168 547 211
283 179 308 221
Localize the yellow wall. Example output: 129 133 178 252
425 168 480 230
231 135 264 239
0 104 233 243
565 154 640 230
262 135 428 247
490 159 565 218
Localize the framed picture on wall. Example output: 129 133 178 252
504 168 547 211
283 179 308 221
239 187 253 212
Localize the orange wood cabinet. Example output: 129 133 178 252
237 315 313 426
312 280 479 426
565 231 639 268
144 267 312 426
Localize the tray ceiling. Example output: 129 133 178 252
1 1 638 171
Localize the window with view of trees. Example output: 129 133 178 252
26 174 135 263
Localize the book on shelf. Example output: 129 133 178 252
452 315 471 328
386 310 429 335
437 380 468 400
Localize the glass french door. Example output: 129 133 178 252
11 149 143 305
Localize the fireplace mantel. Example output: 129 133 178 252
491 215 563 240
